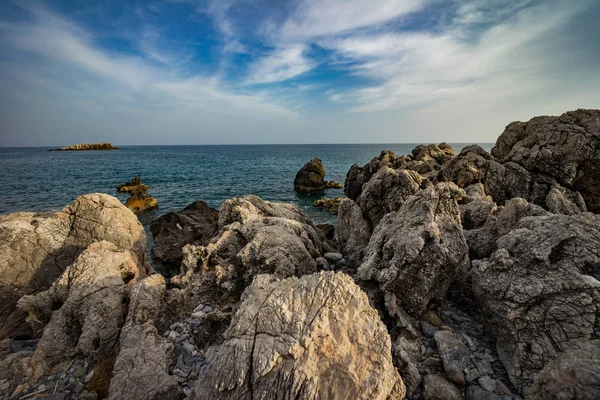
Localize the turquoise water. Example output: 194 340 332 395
0 144 493 228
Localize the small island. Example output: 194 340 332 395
50 142 119 151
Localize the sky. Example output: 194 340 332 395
0 0 599 146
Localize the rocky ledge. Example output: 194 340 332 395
1 109 599 400
51 142 119 151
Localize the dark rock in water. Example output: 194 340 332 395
294 157 341 191
491 109 600 213
50 142 118 151
150 201 219 267
116 177 143 193
313 197 343 214
193 272 405 400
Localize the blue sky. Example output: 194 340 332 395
0 0 599 146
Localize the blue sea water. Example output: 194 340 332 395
0 143 493 251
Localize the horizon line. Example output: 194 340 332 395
1 142 496 148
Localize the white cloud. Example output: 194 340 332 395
246 44 314 84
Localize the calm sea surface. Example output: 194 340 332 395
0 144 493 251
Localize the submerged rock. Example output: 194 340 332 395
124 184 158 212
193 272 405 400
116 177 143 193
150 200 219 266
294 157 342 192
313 197 344 214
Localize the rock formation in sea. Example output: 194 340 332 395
116 177 159 212
294 157 343 191
51 142 118 151
1 108 599 400
313 196 344 214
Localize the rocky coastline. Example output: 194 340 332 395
50 143 119 151
1 109 599 400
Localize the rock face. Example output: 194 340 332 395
150 200 219 267
357 183 470 318
52 142 118 151
294 157 342 191
19 241 146 377
0 193 147 339
472 213 600 394
193 272 405 400
336 198 372 268
491 109 600 213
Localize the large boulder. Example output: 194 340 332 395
150 200 219 266
18 241 146 378
0 193 147 339
293 157 341 191
193 272 405 400
472 213 600 394
337 198 372 268
491 109 600 213
344 150 410 200
357 182 469 318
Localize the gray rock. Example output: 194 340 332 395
324 252 343 263
337 198 372 268
472 213 600 394
315 257 329 270
357 183 469 318
434 330 471 385
478 376 497 392
193 272 405 400
466 385 502 400
422 374 462 400
344 150 410 200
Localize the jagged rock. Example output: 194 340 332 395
175 196 326 307
108 275 181 400
491 109 600 213
545 185 587 215
193 272 405 400
150 201 219 266
116 177 143 193
337 198 372 268
422 374 462 400
18 241 146 377
0 193 147 339
472 213 600 394
293 157 341 191
313 197 343 214
125 184 158 212
357 183 469 318
528 340 600 400
345 150 410 200
355 167 426 227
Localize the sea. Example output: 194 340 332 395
0 144 493 258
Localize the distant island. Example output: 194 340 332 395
50 142 119 151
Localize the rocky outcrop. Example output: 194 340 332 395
345 150 411 200
116 177 143 193
193 272 405 400
357 183 469 318
472 213 600 394
491 109 600 213
150 200 219 267
293 157 342 191
18 241 146 378
313 197 343 214
0 193 147 339
51 142 118 151
124 183 158 213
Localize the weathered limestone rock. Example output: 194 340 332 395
337 198 372 268
527 340 600 400
150 200 219 266
355 167 426 227
345 150 410 200
357 183 469 318
108 274 180 400
193 272 405 400
293 157 341 191
491 109 600 213
18 241 146 377
472 213 600 394
0 193 147 339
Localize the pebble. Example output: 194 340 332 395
38 384 47 391
315 257 329 270
168 331 179 342
478 375 497 392
72 366 87 378
324 252 343 263
421 321 437 337
193 304 205 313
202 305 213 313
169 322 182 331
496 380 512 396
423 357 442 367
